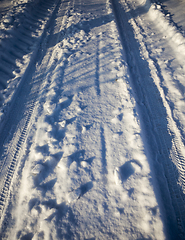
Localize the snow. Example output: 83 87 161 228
0 0 185 239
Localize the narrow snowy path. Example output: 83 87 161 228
0 0 185 239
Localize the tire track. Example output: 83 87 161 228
0 101 35 221
111 0 185 238
0 0 62 225
0 0 56 95
127 7 185 238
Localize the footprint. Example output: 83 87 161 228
19 232 34 240
117 113 123 121
114 160 142 184
59 95 74 110
41 199 57 209
29 198 40 212
35 144 49 156
68 150 85 166
67 181 93 203
44 102 56 115
31 164 44 176
80 181 93 196
39 178 57 195
81 157 95 167
49 124 66 141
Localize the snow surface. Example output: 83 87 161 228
0 0 185 239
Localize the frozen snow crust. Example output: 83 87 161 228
0 0 185 239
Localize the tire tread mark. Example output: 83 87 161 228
0 0 62 223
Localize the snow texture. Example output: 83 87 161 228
0 0 184 239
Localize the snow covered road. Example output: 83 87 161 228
0 0 185 239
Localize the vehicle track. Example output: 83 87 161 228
111 0 185 239
0 0 62 225
0 0 57 102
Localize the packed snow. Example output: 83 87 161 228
0 0 185 239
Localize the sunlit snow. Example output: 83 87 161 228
0 0 185 239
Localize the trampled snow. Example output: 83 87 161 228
0 0 185 239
